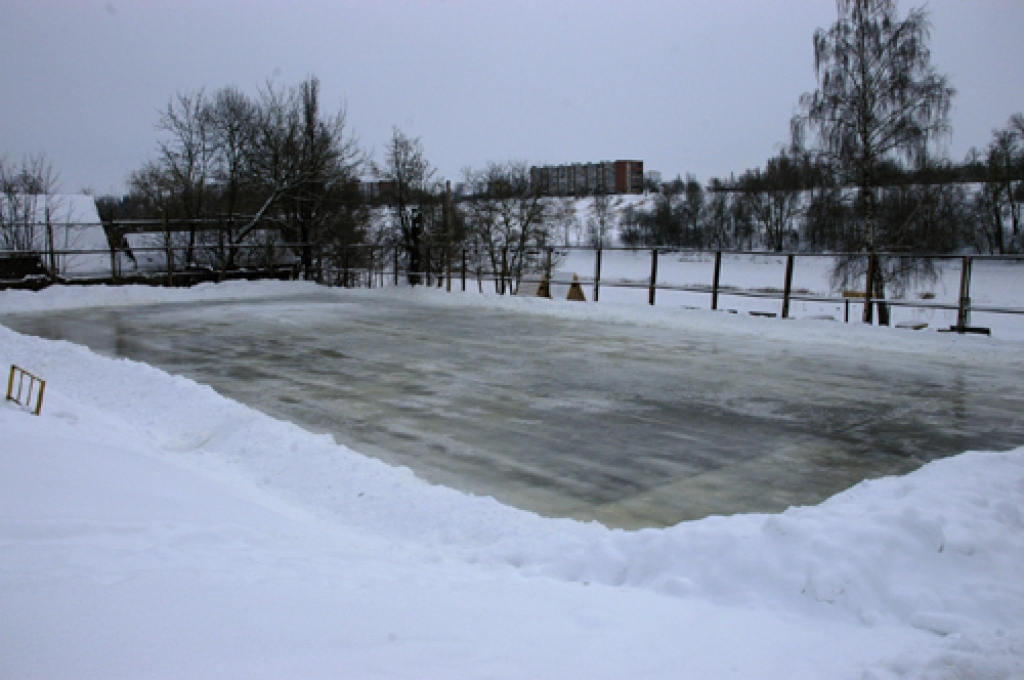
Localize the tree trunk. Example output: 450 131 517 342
992 193 1006 255
873 263 890 326
187 223 196 269
406 235 421 286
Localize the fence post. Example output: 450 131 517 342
109 233 118 283
462 249 467 292
163 212 173 287
649 248 658 306
781 253 795 319
501 246 508 295
477 250 483 293
265 226 273 275
426 246 432 287
46 205 57 278
219 217 228 282
593 247 602 302
35 378 46 416
956 255 973 332
394 247 399 286
445 246 451 292
315 243 323 284
863 252 877 324
367 247 373 289
445 181 452 293
711 251 722 310
545 247 553 284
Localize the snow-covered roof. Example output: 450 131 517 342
1 194 110 277
0 193 101 226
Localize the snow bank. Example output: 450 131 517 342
2 282 1024 677
0 279 322 312
386 283 1024 357
0 402 928 679
7 278 1017 352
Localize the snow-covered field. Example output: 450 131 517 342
554 250 1024 340
3 280 1024 678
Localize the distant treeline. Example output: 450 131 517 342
622 127 1024 257
712 156 1024 194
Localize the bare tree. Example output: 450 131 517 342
703 185 735 250
979 114 1024 253
1 154 61 253
269 77 363 277
550 197 581 247
127 90 217 272
129 76 365 278
736 154 804 251
208 87 255 214
460 161 552 289
206 86 256 268
587 193 620 248
796 0 955 323
374 127 437 285
156 90 216 266
647 179 684 246
681 174 706 248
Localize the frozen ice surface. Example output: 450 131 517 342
6 289 1024 528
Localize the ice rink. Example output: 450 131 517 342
6 290 1023 527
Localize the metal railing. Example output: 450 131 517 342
360 246 1024 335
4 232 1022 335
1 241 314 288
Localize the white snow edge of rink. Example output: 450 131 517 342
2 280 1024 677
4 277 1024 349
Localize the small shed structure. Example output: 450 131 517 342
1 194 115 279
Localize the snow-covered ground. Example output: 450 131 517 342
3 281 1024 678
555 250 1024 339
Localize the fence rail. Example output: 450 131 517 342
0 240 317 289
3 237 1022 334
334 245 1023 335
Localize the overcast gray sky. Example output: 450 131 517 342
2 0 1022 195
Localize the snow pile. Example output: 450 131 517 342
2 282 1024 677
0 278 322 312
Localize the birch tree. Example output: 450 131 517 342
796 0 954 323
